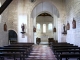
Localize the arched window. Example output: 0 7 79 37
43 24 46 33
37 23 40 30
48 23 52 30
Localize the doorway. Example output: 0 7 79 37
8 30 17 44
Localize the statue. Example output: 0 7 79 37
63 24 66 32
21 23 25 32
4 22 7 31
72 20 76 29
33 26 36 32
67 23 70 30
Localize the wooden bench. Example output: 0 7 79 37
10 43 34 46
52 46 78 51
52 46 80 60
0 43 34 60
0 53 22 60
55 50 80 54
4 44 33 51
0 47 30 55
59 54 80 60
51 43 74 48
0 49 25 60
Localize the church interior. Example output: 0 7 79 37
0 0 80 60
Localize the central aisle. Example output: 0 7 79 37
27 45 57 60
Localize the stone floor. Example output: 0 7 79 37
26 45 57 60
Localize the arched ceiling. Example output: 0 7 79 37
31 1 59 18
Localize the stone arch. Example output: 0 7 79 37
31 1 60 18
8 30 17 44
31 1 60 44
36 11 53 18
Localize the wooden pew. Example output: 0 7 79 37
51 43 74 48
53 47 80 50
53 48 80 60
50 41 80 60
55 50 80 54
59 54 80 60
10 43 34 46
0 53 22 60
4 44 33 52
0 43 34 60
0 49 25 60
52 45 80 60
51 42 72 45
0 47 30 56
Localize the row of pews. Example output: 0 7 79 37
0 43 34 60
50 41 80 60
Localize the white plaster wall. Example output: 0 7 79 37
17 0 28 43
18 15 27 43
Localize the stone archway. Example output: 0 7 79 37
36 13 53 44
31 1 59 44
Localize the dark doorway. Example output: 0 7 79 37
8 30 17 44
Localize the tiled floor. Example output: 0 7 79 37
26 45 57 60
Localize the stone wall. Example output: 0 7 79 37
0 0 8 47
0 0 66 46
65 0 80 46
